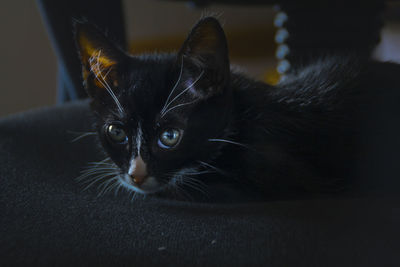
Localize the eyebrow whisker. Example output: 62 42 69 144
161 56 184 115
161 70 204 116
89 50 125 115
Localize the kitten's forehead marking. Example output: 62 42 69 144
136 122 143 156
128 122 143 175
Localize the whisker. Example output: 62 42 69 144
182 177 208 193
161 56 184 114
98 74 124 115
76 156 120 195
82 167 118 174
89 50 125 115
166 175 193 201
129 191 137 202
77 170 119 179
162 70 204 116
103 178 120 195
160 100 196 118
97 177 118 197
76 170 117 181
182 170 214 176
81 166 118 171
165 167 210 199
114 180 124 196
82 173 117 191
181 176 208 190
86 162 114 167
208 138 251 149
103 66 113 79
107 178 120 190
89 157 111 164
167 70 204 109
85 165 115 170
172 183 194 201
180 177 209 197
197 161 229 176
70 132 97 143
84 159 114 167
79 169 118 178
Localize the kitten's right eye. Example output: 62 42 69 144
158 128 181 148
106 124 127 144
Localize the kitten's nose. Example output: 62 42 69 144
128 156 148 186
133 176 146 186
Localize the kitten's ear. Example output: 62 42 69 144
178 17 230 98
74 21 124 98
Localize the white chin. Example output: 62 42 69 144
119 174 161 194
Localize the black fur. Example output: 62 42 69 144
75 17 400 201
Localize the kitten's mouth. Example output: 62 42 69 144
119 174 161 194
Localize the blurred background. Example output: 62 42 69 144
0 0 399 116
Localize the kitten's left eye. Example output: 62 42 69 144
158 128 181 148
106 124 127 143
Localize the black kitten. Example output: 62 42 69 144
75 17 399 200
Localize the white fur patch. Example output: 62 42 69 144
136 123 143 156
128 123 143 175
128 157 136 176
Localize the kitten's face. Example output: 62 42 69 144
76 18 232 194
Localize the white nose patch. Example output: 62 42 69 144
128 156 147 178
128 123 144 176
127 124 148 185
128 157 137 176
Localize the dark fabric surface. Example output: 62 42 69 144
1 101 400 266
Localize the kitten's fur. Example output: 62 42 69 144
75 17 399 201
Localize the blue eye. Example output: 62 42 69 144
158 128 181 148
106 124 127 143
